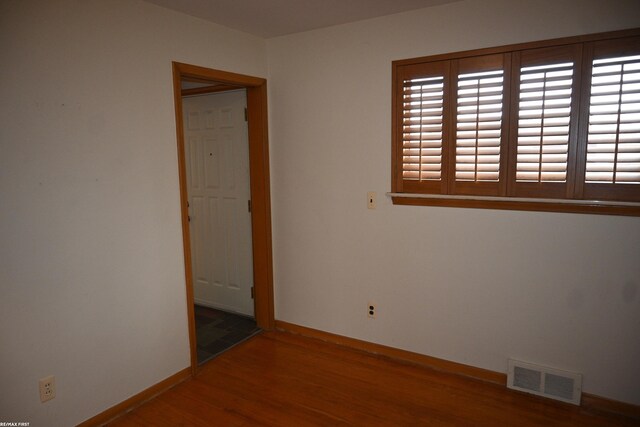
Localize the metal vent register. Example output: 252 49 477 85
507 359 582 405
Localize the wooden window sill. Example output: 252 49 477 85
388 193 640 216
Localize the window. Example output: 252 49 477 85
391 29 640 215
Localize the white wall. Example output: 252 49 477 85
1 0 639 423
267 0 640 405
0 1 266 425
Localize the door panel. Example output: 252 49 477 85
183 90 254 316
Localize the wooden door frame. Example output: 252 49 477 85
172 62 275 374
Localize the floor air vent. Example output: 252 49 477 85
507 359 582 405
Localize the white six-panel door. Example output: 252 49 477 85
183 89 254 316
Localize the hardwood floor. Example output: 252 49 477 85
108 331 636 426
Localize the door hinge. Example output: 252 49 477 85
248 200 252 213
244 107 248 122
251 286 255 299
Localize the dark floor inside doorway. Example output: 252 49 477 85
194 305 261 365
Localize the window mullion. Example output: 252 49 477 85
446 60 457 194
506 52 521 197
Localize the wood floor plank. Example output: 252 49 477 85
108 331 638 426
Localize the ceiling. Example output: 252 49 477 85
144 0 460 38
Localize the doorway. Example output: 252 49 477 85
182 89 259 364
172 62 274 373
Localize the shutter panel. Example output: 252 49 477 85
402 76 444 181
585 55 640 184
516 62 574 183
449 53 510 196
580 36 640 202
395 60 450 194
509 45 582 199
456 70 504 182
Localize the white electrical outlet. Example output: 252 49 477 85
367 192 376 209
367 302 376 319
39 375 55 402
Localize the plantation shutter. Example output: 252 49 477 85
395 61 450 194
509 46 582 198
516 62 573 182
391 30 640 213
581 37 640 202
450 54 510 196
403 76 445 181
455 70 503 181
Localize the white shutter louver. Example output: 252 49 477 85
402 76 444 181
456 70 504 182
517 62 574 183
586 54 640 184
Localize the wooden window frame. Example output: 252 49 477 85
391 28 640 216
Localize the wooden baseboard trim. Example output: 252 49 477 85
275 320 640 421
582 393 640 421
77 367 191 427
274 320 505 385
